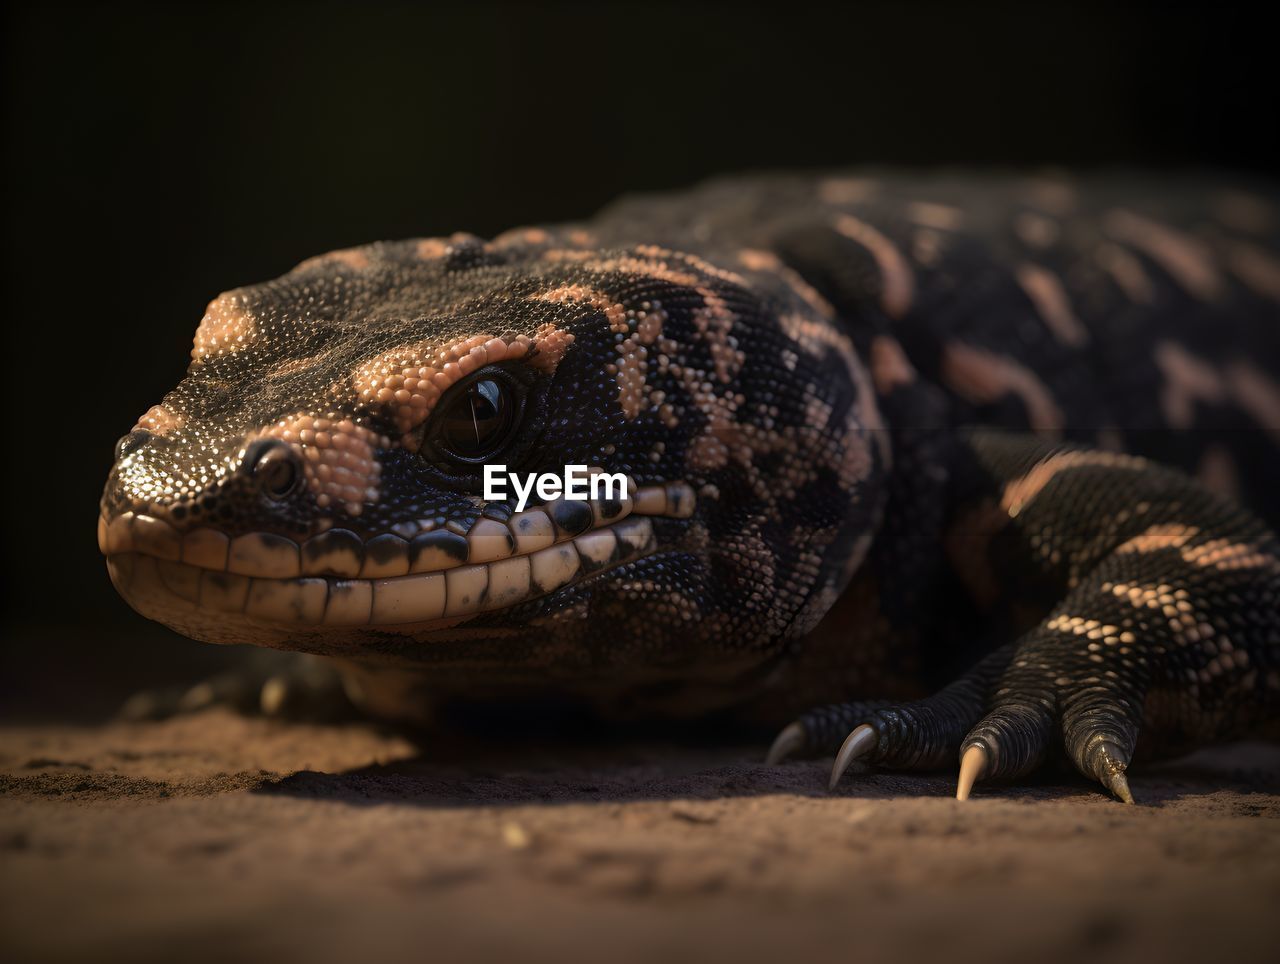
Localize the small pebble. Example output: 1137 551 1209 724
502 822 531 849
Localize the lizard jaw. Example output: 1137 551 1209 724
99 482 695 646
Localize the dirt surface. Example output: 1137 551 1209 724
1 710 1278 964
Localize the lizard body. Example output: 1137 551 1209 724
99 172 1280 799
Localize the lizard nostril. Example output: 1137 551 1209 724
114 429 152 461
243 439 303 501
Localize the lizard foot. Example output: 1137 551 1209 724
764 639 1138 804
766 644 1014 787
951 634 1143 804
769 431 1280 804
119 652 355 722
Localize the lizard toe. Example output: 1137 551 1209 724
958 698 1055 789
772 645 1016 789
953 668 1143 803
1092 741 1137 804
117 653 354 723
955 744 988 800
828 723 877 789
763 721 807 765
1062 684 1143 803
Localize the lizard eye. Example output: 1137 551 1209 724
424 366 525 465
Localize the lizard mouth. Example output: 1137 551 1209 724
99 480 695 635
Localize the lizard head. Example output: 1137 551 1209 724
99 232 887 710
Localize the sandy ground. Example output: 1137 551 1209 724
1 709 1278 964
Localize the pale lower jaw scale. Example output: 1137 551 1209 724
107 514 659 628
98 481 693 580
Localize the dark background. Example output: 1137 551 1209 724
2 1 1276 718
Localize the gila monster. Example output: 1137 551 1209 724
98 172 1280 802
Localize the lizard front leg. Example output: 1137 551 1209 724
769 429 1280 802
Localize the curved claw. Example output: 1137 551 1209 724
1095 741 1136 804
765 722 806 766
828 724 878 790
1101 769 1135 805
956 744 988 801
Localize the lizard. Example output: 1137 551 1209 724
98 171 1280 803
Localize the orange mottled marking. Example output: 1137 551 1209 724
1212 191 1275 236
294 247 372 273
539 249 749 410
1013 211 1060 249
411 233 483 261
1226 241 1280 302
737 248 837 318
689 286 742 385
527 324 575 373
833 214 914 319
1105 209 1224 301
817 177 878 205
1181 537 1280 573
868 336 916 395
1096 242 1156 304
1115 523 1200 554
906 202 963 231
941 342 1064 434
259 415 389 517
191 292 256 364
736 249 777 273
352 326 574 440
1154 341 1225 429
613 305 668 420
533 285 627 333
492 227 551 248
1001 450 1146 517
635 245 749 289
134 404 183 436
415 238 450 260
1016 263 1090 347
1021 178 1077 216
